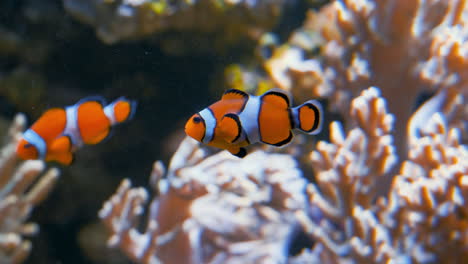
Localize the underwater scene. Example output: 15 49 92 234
1 0 468 263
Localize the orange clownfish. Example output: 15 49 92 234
16 96 137 165
185 88 323 157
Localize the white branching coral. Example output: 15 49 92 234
297 86 468 263
99 137 308 264
295 87 397 262
389 115 468 262
264 0 468 152
0 114 60 264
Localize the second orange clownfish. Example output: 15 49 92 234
185 88 323 157
16 97 137 165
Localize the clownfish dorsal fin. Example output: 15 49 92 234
75 96 107 107
219 113 242 143
49 136 73 153
261 88 291 109
221 89 249 101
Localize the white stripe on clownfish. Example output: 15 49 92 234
65 105 83 147
238 95 261 144
200 108 216 144
22 129 47 159
104 102 117 125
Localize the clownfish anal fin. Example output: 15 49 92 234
261 88 291 109
50 136 72 153
85 128 111 145
221 89 249 101
228 147 247 158
49 151 74 166
219 113 242 143
235 147 247 158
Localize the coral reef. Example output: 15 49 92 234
0 114 60 263
99 137 307 263
98 1 468 263
2 0 468 263
296 86 468 263
101 86 468 263
263 0 468 153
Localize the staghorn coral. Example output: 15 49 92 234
308 87 396 216
296 86 468 263
0 114 60 263
263 0 468 152
100 86 468 264
99 136 308 264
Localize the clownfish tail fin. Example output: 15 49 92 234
104 97 138 125
292 100 323 135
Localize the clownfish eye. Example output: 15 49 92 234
193 116 202 124
24 143 33 149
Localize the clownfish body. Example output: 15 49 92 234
185 88 322 157
16 97 137 165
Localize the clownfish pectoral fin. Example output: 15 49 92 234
49 136 73 153
292 100 323 135
227 146 247 158
219 113 242 143
221 89 249 101
48 151 74 165
261 88 291 109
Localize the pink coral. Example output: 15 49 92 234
297 86 468 263
100 137 308 264
265 0 468 153
100 1 468 263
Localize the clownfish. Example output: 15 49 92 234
185 88 323 157
16 96 137 165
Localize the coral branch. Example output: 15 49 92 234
264 0 468 157
297 84 468 262
100 137 308 263
0 114 60 263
